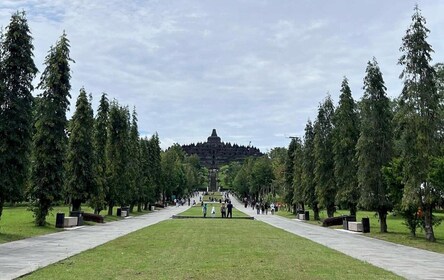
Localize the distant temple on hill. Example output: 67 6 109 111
181 129 262 191
181 129 262 169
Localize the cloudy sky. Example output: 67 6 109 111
1 1 443 152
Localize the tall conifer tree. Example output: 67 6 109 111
397 6 442 241
91 93 109 214
313 95 336 217
0 11 37 220
29 33 73 226
333 78 359 216
302 120 319 220
65 88 95 211
357 58 392 233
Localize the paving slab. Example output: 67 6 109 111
0 205 190 280
230 196 444 280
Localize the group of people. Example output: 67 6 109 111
251 200 276 215
201 200 233 218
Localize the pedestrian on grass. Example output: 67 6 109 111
227 201 233 218
221 203 226 218
211 206 216 218
202 203 207 218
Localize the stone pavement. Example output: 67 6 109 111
0 205 190 280
229 195 444 280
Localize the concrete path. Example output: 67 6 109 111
0 205 190 280
229 195 444 280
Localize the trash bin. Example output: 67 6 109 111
362 217 370 233
122 206 129 217
304 211 310 221
342 215 356 230
56 213 65 228
117 208 122 216
69 211 84 226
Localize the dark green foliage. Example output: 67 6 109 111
357 58 392 233
332 78 359 216
397 5 442 242
291 138 304 210
65 88 95 211
147 133 162 203
91 93 109 214
128 108 141 212
105 101 130 215
284 139 297 212
29 33 73 226
314 95 336 217
0 11 37 220
301 121 319 220
251 156 275 199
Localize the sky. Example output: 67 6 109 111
1 0 444 152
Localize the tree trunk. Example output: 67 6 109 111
0 197 4 220
107 202 114 216
349 204 357 217
137 203 142 212
378 209 388 233
129 204 134 213
144 202 148 210
327 205 335 218
313 204 320 221
423 204 436 242
72 199 81 212
292 204 297 215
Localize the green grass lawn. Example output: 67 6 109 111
0 206 150 244
177 204 249 217
277 208 444 253
202 192 223 202
22 219 402 280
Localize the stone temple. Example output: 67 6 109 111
181 129 262 191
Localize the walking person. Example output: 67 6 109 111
221 203 226 218
202 203 207 218
227 201 233 218
211 206 216 218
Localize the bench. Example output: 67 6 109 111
63 217 78 227
348 221 363 232
83 213 104 223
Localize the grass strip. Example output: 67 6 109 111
23 219 401 280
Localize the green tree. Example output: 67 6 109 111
332 77 359 216
128 108 141 213
29 33 73 226
301 120 319 220
292 137 304 211
91 93 109 214
397 6 443 242
357 58 393 233
147 133 162 204
105 101 130 215
251 156 275 200
314 95 336 217
284 139 297 213
0 11 38 220
268 147 287 198
65 88 95 211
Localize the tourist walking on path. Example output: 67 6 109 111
227 201 233 218
221 203 226 218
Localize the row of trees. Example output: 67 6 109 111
0 11 206 227
228 6 444 242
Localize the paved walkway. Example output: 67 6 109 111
229 195 444 280
0 205 191 280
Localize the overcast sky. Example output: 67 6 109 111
1 1 443 152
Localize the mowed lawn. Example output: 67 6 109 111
23 219 402 280
0 206 149 244
278 208 444 253
176 204 249 217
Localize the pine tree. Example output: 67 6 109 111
128 108 141 212
0 11 37 220
292 137 304 211
301 120 319 220
357 58 393 233
284 138 297 213
29 33 73 226
65 88 95 211
313 95 336 217
148 133 162 204
397 5 442 242
333 77 359 216
91 93 109 214
105 101 130 215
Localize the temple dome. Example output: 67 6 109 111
207 129 221 144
